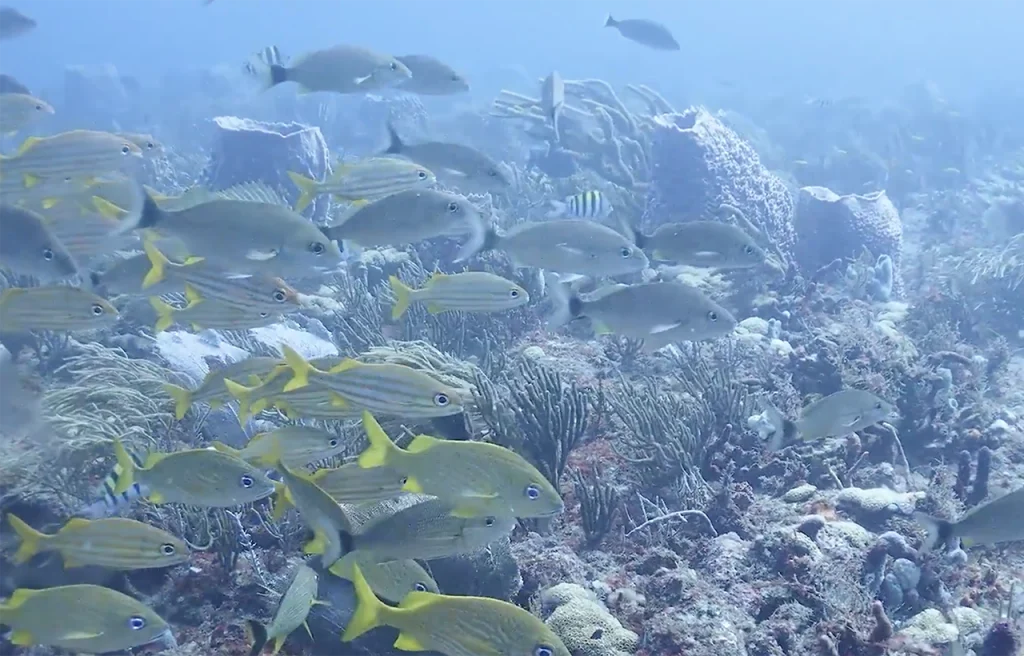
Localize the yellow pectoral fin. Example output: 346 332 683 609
393 632 428 652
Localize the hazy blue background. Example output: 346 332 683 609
3 0 1023 108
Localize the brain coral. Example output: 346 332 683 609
541 582 638 656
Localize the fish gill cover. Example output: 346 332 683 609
0 2 1023 655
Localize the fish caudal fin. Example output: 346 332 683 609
141 239 171 289
388 275 415 320
383 121 404 155
357 411 403 469
163 384 192 420
116 187 162 234
244 620 269 656
111 439 138 496
454 220 494 263
340 564 387 642
6 514 45 564
281 345 314 392
914 512 956 553
223 379 254 424
762 401 797 452
245 46 288 90
287 171 318 212
544 273 580 328
149 297 176 333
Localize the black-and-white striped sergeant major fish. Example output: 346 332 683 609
546 190 610 219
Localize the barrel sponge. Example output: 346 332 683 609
643 107 796 265
541 583 639 656
795 186 904 296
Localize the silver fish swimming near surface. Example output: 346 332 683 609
916 486 1024 552
382 122 509 192
396 54 469 95
760 389 896 452
604 15 680 50
541 71 565 143
629 220 766 269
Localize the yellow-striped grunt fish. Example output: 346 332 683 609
212 425 346 470
163 356 285 420
280 345 466 420
0 130 142 190
357 412 563 519
287 157 435 212
276 463 354 565
148 286 295 334
332 552 439 603
112 438 275 507
0 584 172 654
117 133 163 158
0 93 53 135
269 461 408 518
40 205 133 265
0 286 118 333
245 563 322 656
342 564 571 656
0 203 79 280
6 514 189 570
388 271 528 319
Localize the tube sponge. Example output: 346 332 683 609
541 583 639 656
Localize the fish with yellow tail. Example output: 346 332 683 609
111 438 275 507
342 563 571 656
271 462 408 517
0 93 53 135
5 513 188 570
275 463 355 564
388 271 528 319
279 345 466 420
0 286 118 333
357 411 563 519
287 157 435 213
163 355 285 420
148 286 291 333
222 355 343 423
245 564 324 656
212 425 346 470
0 584 174 653
332 552 439 604
0 129 142 191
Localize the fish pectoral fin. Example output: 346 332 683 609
554 243 585 256
353 74 372 86
302 620 314 640
649 322 682 335
842 415 862 428
57 630 104 640
593 321 614 336
246 248 279 261
9 630 34 646
147 491 166 504
393 632 428 652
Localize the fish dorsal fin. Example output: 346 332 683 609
216 181 287 207
3 588 38 610
406 434 439 454
328 358 361 374
143 451 167 468
14 136 41 157
62 517 92 531
427 271 448 284
168 186 219 210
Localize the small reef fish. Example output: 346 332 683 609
276 463 354 565
0 6 35 40
388 271 528 319
149 287 293 334
117 132 162 157
604 15 680 51
332 552 439 603
357 411 563 518
548 278 737 352
0 93 54 134
467 219 648 277
546 190 610 219
305 461 409 505
396 54 469 95
629 220 766 268
342 564 571 656
121 189 342 277
249 44 411 94
382 122 509 191
0 73 30 95
6 514 189 570
280 345 467 420
41 206 131 265
112 438 276 507
163 355 284 419
245 564 322 656
287 157 435 212
0 584 173 653
0 204 79 280
761 389 896 452
324 189 486 260
0 286 119 333
80 454 148 519
0 130 142 190
90 250 185 297
212 425 346 470
541 71 565 143
916 486 1024 551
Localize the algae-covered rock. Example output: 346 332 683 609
541 582 638 656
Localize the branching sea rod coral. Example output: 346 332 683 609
474 357 591 491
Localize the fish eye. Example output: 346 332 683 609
447 202 459 213
875 402 883 410
160 543 177 556
417 170 427 180
146 142 155 150
535 647 554 656
273 289 288 302
128 616 146 631
433 392 450 407
509 289 519 298
744 245 755 255
400 476 409 485
707 311 718 322
34 104 42 111
390 62 398 71
525 484 540 500
121 145 131 154
329 438 339 448
619 247 632 257
487 169 498 177
240 474 254 488
260 311 270 318
310 242 326 255
414 582 429 592
484 516 496 526
91 304 106 316
42 248 54 261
